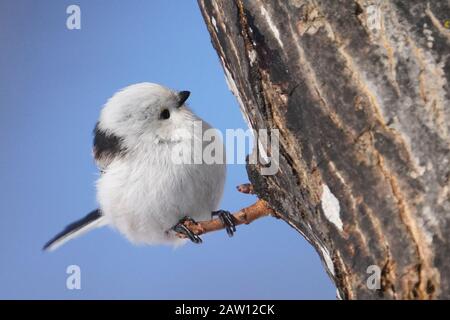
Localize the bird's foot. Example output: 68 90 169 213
212 210 236 237
172 216 203 244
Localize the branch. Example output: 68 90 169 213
176 184 277 239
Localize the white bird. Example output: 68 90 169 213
44 83 234 251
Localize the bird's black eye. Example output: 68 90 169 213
160 109 170 120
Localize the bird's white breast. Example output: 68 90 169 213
96 136 226 245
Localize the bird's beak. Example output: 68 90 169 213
177 91 190 108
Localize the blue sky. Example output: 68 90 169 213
0 0 335 299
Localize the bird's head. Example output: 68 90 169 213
98 82 198 146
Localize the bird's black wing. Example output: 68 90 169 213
93 122 125 171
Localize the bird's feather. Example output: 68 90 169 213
93 122 125 171
43 209 106 251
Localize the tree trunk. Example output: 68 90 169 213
198 0 450 299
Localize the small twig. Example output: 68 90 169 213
236 183 255 194
177 199 275 238
176 184 277 239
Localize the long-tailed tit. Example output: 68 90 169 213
44 83 235 251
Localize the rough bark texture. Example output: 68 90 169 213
198 0 450 299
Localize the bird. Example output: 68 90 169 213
43 82 235 251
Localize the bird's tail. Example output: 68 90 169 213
43 209 106 252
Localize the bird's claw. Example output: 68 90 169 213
212 210 236 237
172 216 203 244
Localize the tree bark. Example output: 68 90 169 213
198 0 450 299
